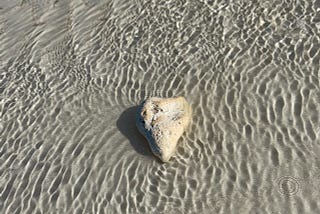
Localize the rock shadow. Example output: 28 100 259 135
117 106 153 156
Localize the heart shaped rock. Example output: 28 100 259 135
136 97 192 162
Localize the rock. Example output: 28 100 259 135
136 96 192 162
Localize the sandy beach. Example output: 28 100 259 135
1 0 320 213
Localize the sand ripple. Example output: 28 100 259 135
1 0 320 213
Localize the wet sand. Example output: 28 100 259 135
1 0 320 213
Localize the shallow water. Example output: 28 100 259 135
1 0 320 213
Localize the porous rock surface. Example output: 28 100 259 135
136 97 192 162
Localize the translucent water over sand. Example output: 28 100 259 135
1 0 320 213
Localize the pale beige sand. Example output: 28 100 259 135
0 0 320 214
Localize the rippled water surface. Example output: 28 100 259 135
1 0 320 213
